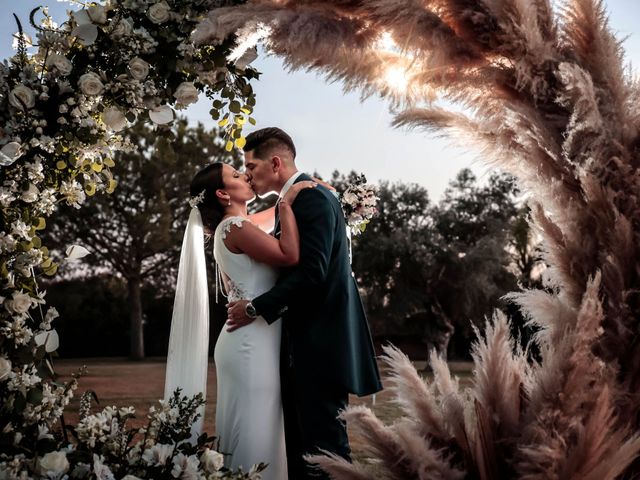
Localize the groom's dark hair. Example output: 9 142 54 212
244 127 296 160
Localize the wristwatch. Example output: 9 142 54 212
245 302 258 319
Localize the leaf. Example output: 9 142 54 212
43 263 58 276
56 160 67 170
32 236 41 248
34 217 46 230
106 179 117 193
249 117 257 125
229 100 241 113
218 117 229 127
235 137 247 149
225 140 234 152
85 183 96 196
104 157 115 168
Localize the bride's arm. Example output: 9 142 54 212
224 182 316 266
248 205 275 232
224 202 299 267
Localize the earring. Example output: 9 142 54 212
227 198 231 206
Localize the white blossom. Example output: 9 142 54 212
110 17 133 38
78 72 104 96
38 451 69 479
6 365 40 395
0 356 11 381
173 82 198 107
11 220 32 240
5 290 35 315
128 57 150 80
147 1 171 24
46 54 73 76
171 453 200 480
200 448 224 473
9 85 35 110
59 179 86 208
142 443 174 466
0 232 17 253
92 455 115 480
21 183 39 203
102 106 127 131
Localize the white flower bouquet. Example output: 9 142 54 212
340 174 379 235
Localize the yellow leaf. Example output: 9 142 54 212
235 137 247 149
44 263 58 276
41 258 53 269
32 236 41 248
106 179 117 193
91 162 103 172
104 157 115 167
235 116 247 125
85 183 96 196
34 217 46 230
225 140 234 152
218 117 229 127
56 160 67 170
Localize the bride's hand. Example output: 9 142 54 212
311 176 336 192
282 180 317 204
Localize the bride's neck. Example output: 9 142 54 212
224 203 248 218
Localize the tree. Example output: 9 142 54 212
46 118 241 359
344 168 522 359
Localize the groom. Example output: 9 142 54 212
227 127 382 479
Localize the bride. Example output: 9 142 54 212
164 161 315 479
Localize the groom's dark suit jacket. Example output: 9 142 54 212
252 173 382 396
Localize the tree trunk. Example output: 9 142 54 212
128 277 145 360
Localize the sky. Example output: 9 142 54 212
2 0 640 200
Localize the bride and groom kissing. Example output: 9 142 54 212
165 127 382 479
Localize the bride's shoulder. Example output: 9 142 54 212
216 216 253 240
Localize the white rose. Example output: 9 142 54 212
78 72 104 96
147 1 171 24
110 17 132 38
87 5 107 24
200 448 224 473
39 451 70 476
6 291 34 315
0 357 11 381
9 85 35 110
46 53 73 76
102 106 127 131
128 57 150 81
173 82 198 106
0 142 23 167
21 183 39 203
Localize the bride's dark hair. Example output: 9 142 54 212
190 162 226 235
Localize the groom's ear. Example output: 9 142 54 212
270 155 282 172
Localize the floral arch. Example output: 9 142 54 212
0 1 263 478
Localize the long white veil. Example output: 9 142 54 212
164 207 210 441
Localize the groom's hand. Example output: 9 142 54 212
226 300 254 332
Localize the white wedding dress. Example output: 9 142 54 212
213 216 287 479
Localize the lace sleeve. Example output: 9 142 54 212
220 216 249 240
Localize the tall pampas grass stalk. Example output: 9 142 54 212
197 0 640 477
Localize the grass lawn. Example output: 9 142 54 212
55 357 473 459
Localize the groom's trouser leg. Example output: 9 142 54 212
287 369 351 479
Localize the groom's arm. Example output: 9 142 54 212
253 188 336 324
